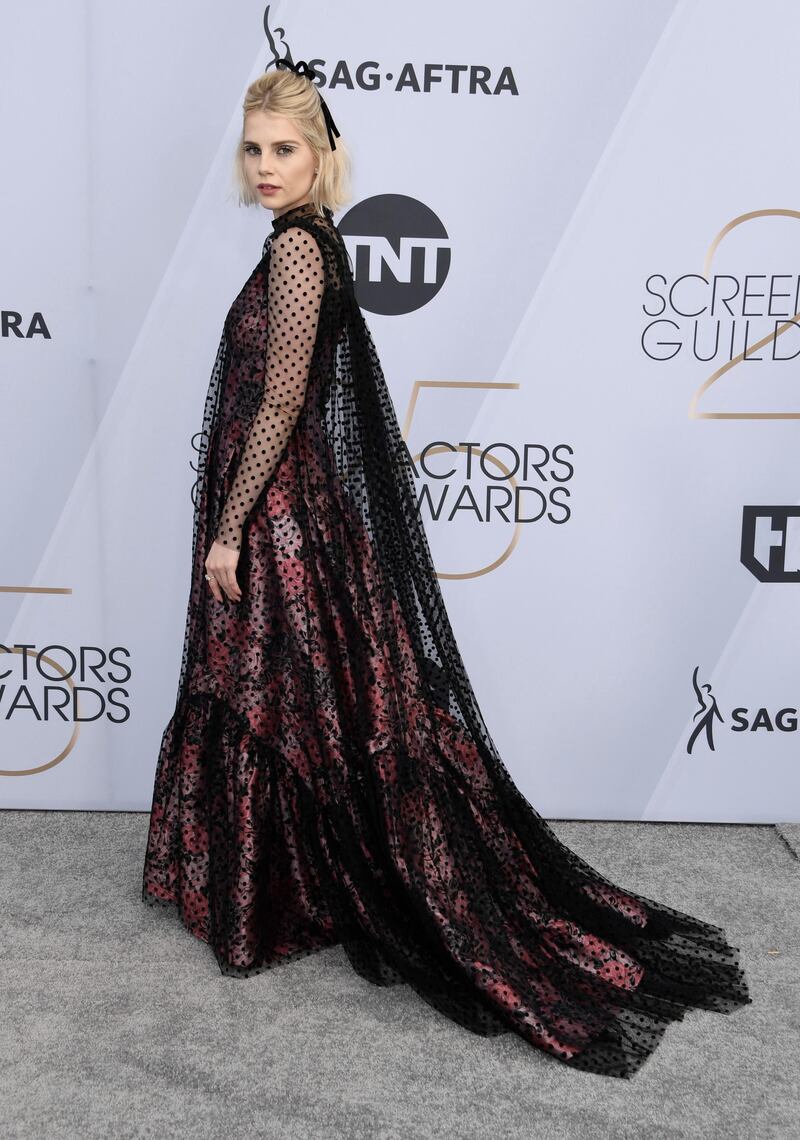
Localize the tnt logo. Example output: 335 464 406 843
740 506 800 582
337 194 452 315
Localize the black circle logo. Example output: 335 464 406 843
337 194 452 315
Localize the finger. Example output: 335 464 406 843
206 573 223 603
222 566 242 602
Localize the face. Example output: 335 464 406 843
241 109 318 218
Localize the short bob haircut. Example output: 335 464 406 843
232 65 352 218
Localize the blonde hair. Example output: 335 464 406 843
232 65 352 217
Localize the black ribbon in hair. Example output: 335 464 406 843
274 57 341 151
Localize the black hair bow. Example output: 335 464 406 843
274 57 341 151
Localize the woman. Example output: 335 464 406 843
142 59 751 1078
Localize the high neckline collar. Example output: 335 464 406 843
271 201 329 229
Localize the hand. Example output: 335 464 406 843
204 538 242 604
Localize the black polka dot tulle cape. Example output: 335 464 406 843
142 200 751 1078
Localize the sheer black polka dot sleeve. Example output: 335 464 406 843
214 225 325 550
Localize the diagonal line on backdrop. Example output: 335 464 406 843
462 0 687 442
4 42 271 645
641 497 800 819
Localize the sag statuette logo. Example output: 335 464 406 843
262 3 519 101
687 665 799 754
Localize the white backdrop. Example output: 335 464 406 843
2 0 798 821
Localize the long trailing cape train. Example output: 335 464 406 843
142 200 752 1078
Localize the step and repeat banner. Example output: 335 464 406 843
2 0 798 820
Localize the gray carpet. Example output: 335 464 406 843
0 811 796 1139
